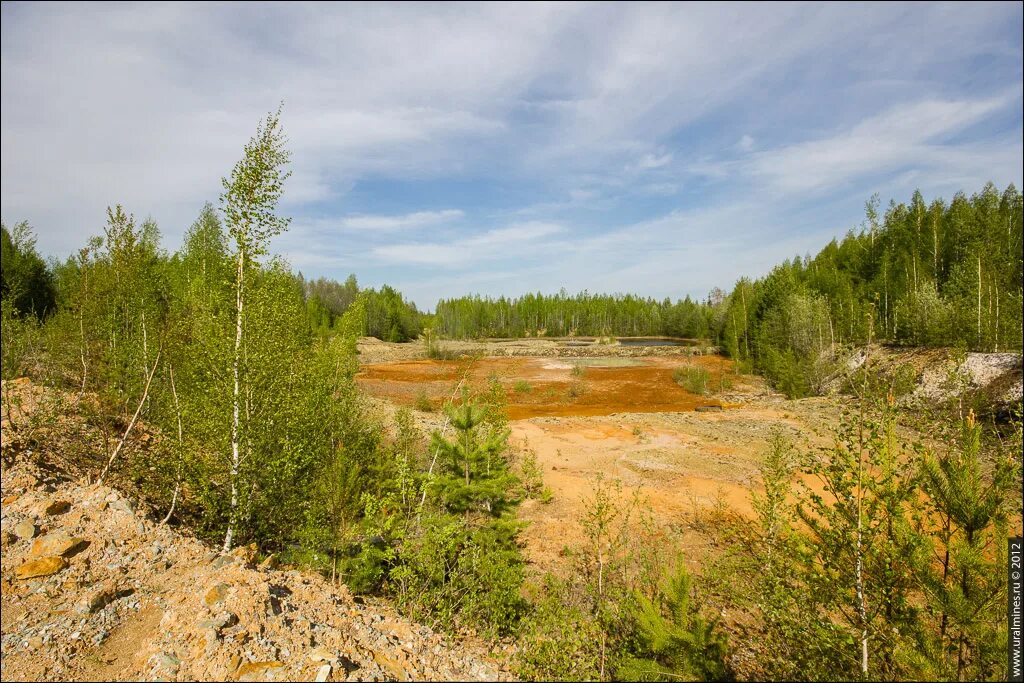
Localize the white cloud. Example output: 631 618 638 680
0 1 1020 310
339 209 464 231
634 152 673 170
743 94 1017 193
372 221 566 266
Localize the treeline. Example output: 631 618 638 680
431 183 1022 401
304 273 422 342
434 291 711 339
714 183 1023 396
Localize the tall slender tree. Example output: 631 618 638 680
219 105 291 552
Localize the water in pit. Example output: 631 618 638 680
616 337 696 347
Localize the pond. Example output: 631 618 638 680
616 337 696 347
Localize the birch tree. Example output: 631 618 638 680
219 106 291 552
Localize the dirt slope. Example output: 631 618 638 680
0 461 512 682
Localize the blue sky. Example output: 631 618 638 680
2 2 1021 310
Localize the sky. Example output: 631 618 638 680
2 2 1022 311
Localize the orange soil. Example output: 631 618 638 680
358 354 836 575
356 356 736 420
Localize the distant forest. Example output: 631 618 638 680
431 183 1023 395
4 183 1021 398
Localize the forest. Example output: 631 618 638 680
429 184 1022 397
2 110 1021 682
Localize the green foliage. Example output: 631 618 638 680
515 574 606 681
714 396 1022 681
718 183 1023 395
917 410 1020 681
434 290 711 339
794 400 926 679
429 394 514 515
364 284 422 342
516 477 688 682
673 364 710 395
1 221 56 320
617 564 729 681
1 298 39 381
513 379 532 393
414 389 433 412
423 328 460 359
515 444 545 499
388 513 526 637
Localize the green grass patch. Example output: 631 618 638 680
414 389 434 412
673 365 710 395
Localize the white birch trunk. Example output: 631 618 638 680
223 247 245 554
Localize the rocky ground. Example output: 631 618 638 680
824 344 1023 408
0 461 512 682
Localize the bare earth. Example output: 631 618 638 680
355 337 845 575
0 461 512 682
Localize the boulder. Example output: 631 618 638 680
30 532 86 558
15 556 68 579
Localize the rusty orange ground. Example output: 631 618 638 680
357 353 841 576
356 355 735 420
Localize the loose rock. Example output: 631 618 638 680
75 582 118 614
42 500 71 516
204 582 230 608
236 661 285 682
30 532 86 558
13 520 37 539
15 556 68 579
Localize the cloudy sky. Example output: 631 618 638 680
2 2 1021 309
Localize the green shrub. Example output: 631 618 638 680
617 563 729 682
389 515 526 637
673 365 710 395
568 379 585 399
414 389 433 412
513 379 533 393
517 446 545 499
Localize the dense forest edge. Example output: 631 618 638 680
2 109 1022 681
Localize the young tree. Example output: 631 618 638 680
617 563 729 682
918 410 1020 681
796 397 922 680
429 393 513 515
219 105 291 552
